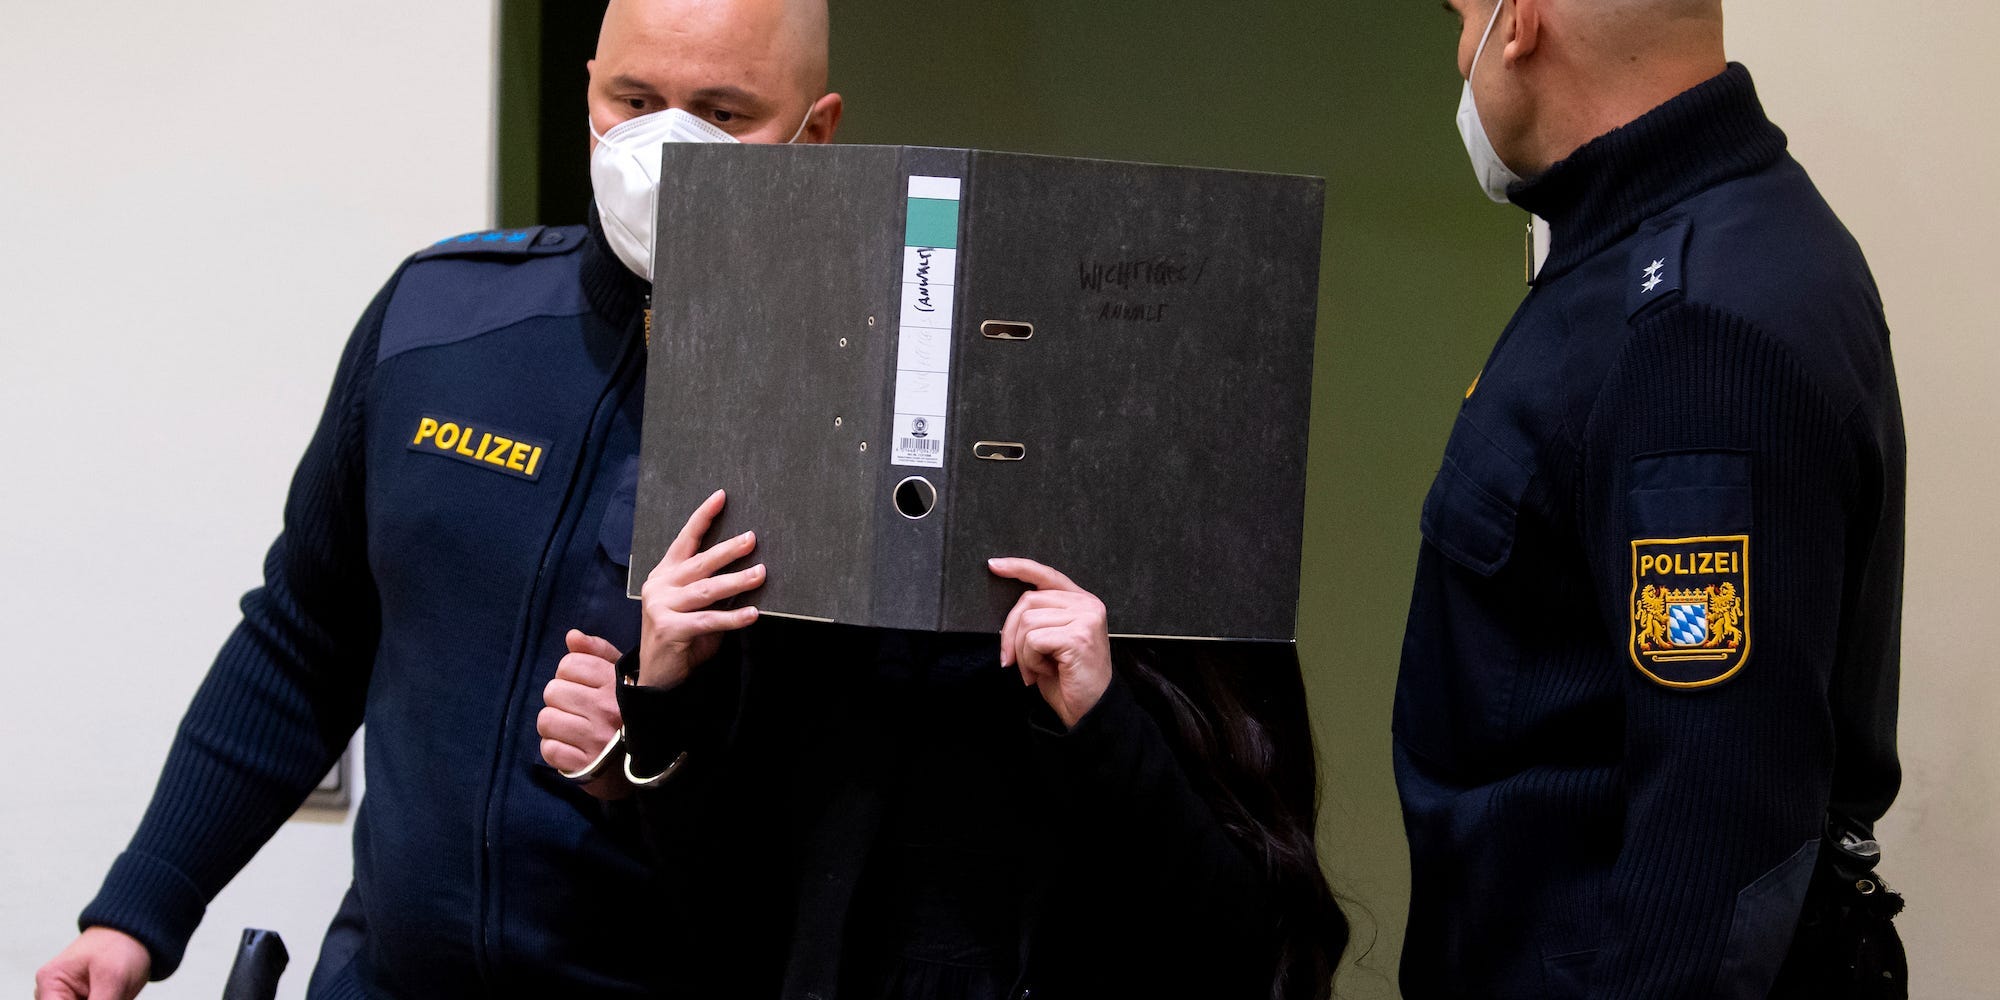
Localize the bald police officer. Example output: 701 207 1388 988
34 2 842 998
1396 1 1906 997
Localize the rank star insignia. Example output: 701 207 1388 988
1640 258 1667 294
1630 535 1751 688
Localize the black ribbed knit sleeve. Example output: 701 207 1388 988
77 273 398 980
1579 300 1866 999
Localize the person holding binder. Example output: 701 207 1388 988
537 488 1350 999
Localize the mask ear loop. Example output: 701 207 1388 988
784 100 820 144
1470 0 1507 82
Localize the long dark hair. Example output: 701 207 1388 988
1120 640 1349 1000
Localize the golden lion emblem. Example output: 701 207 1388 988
1635 584 1672 651
1707 582 1743 648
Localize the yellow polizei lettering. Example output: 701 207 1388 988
1635 547 1745 581
410 415 546 480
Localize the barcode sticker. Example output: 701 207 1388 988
891 414 946 466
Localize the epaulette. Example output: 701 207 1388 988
380 224 592 362
1626 215 1692 321
410 225 584 262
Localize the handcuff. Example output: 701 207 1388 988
557 728 687 789
557 654 690 789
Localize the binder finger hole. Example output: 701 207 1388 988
980 320 1035 341
893 476 938 519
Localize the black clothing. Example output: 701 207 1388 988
616 619 1286 1000
841 633 1030 999
1394 65 1905 999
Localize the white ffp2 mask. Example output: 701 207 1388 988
589 108 738 281
1455 0 1525 204
587 106 816 281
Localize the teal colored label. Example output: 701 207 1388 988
904 197 961 249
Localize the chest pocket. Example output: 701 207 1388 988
568 455 641 653
598 455 639 572
1420 413 1535 576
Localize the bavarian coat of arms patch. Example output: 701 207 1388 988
1630 535 1750 688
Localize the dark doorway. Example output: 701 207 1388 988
496 0 608 228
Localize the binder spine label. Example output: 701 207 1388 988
891 175 962 469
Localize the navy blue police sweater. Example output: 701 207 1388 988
1393 65 1904 999
79 216 671 998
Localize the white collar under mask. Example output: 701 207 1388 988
588 105 814 280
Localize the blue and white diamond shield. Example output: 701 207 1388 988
1667 603 1709 646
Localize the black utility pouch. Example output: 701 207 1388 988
1769 823 1909 1000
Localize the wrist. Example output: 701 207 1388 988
1058 667 1114 729
630 642 692 690
636 658 690 689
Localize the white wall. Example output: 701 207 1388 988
1730 4 2000 997
0 3 495 997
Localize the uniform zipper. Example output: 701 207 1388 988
469 322 645 984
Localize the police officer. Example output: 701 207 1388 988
1397 1 1905 997
33 1 843 997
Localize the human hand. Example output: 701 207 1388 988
538 629 629 799
989 557 1113 729
637 489 763 689
34 927 150 1000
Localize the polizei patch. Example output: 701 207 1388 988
408 415 549 482
1629 535 1749 688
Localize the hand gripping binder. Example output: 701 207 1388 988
630 145 1324 641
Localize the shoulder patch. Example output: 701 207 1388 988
1630 535 1749 688
411 225 583 262
1627 215 1692 320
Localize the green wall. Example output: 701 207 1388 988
819 6 1526 995
500 3 1533 994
